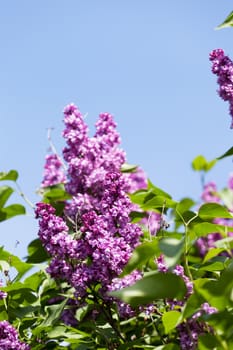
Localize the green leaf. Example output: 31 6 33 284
198 203 233 220
129 190 148 206
192 222 229 238
191 155 206 171
191 155 216 172
26 238 49 263
41 184 71 202
205 159 217 171
216 11 233 29
0 204 26 222
0 170 18 181
109 272 187 307
154 345 180 350
0 260 10 272
176 198 195 214
24 271 46 291
214 236 233 249
147 181 172 199
195 262 233 309
41 298 68 326
198 334 220 349
159 237 184 268
120 239 159 277
199 259 226 272
162 310 181 333
141 196 177 210
121 163 138 173
0 186 13 208
217 145 233 160
130 211 146 223
218 188 233 210
182 292 205 319
0 247 32 280
203 248 225 263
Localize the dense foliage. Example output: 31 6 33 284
1 10 233 350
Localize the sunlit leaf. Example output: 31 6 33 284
199 259 226 272
192 222 230 238
162 310 181 333
0 186 14 208
218 188 233 210
26 238 49 263
217 145 233 160
41 298 68 326
121 163 138 173
198 203 233 220
198 334 220 349
120 239 159 277
216 11 233 29
159 237 184 268
110 272 187 307
0 170 18 181
176 198 195 214
0 204 26 222
192 155 207 171
141 196 177 210
40 184 71 202
191 155 216 172
0 247 32 280
203 248 225 263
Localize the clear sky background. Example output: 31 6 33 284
1 1 233 259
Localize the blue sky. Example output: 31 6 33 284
1 1 233 258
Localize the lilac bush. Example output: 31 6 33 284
2 37 233 347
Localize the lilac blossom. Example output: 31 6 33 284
201 182 220 203
36 104 143 320
178 302 217 350
228 173 233 190
0 320 30 350
210 48 233 128
41 153 66 187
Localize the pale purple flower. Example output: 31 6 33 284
210 48 233 128
228 173 233 190
201 182 220 203
41 153 66 187
0 321 30 350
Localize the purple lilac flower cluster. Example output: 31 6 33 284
0 320 30 350
210 48 233 128
196 178 233 256
156 255 216 350
41 153 66 187
36 104 144 317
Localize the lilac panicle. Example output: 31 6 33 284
36 104 143 317
210 48 233 128
41 153 66 187
0 320 30 350
201 182 220 203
